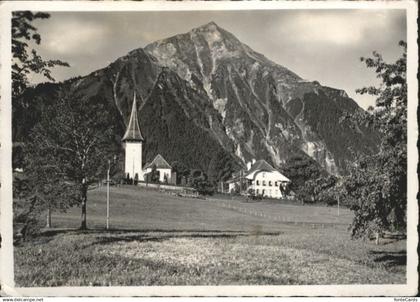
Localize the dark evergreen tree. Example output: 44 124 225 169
150 164 160 184
171 161 190 185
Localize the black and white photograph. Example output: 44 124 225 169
0 0 418 297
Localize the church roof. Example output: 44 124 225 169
144 154 172 170
122 93 144 142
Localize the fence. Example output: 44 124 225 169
136 181 194 192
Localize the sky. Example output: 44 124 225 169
30 9 406 109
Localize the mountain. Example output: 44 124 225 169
15 22 379 180
144 22 379 174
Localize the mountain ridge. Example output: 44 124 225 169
15 21 379 180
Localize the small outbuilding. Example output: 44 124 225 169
143 154 173 183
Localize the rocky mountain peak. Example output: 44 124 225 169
190 21 235 48
18 22 379 179
193 21 220 32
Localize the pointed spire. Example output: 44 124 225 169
122 92 144 142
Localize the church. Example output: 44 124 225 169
122 93 173 183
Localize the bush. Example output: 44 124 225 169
13 195 50 242
192 176 215 196
246 189 263 201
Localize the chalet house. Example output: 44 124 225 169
143 154 173 183
226 159 291 199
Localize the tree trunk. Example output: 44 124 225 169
80 180 88 230
46 207 51 228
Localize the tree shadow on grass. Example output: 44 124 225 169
370 250 406 268
31 228 283 247
86 230 283 248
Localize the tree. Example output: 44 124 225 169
12 11 69 166
13 143 77 240
339 41 407 240
246 188 262 201
279 182 291 197
11 12 73 238
281 155 322 188
26 94 120 230
280 154 325 203
207 151 238 183
191 175 215 196
171 161 190 185
150 164 160 184
12 11 69 99
311 175 338 205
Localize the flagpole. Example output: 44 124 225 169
106 159 110 230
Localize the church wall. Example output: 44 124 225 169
125 142 144 181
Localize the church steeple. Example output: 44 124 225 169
123 92 144 181
122 93 144 142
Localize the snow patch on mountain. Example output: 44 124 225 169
214 98 227 120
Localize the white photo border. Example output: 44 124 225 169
0 0 418 297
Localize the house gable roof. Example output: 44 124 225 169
227 159 290 183
246 160 276 175
122 93 144 142
252 170 291 182
245 159 290 182
144 154 172 170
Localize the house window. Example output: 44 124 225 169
256 180 260 185
275 181 278 186
262 181 266 186
269 181 272 186
256 189 259 194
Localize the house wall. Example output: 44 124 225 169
124 142 144 181
158 168 172 183
250 171 288 199
144 167 172 183
228 182 236 193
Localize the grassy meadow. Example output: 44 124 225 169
14 186 406 286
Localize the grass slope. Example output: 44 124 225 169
50 186 353 231
14 186 406 286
